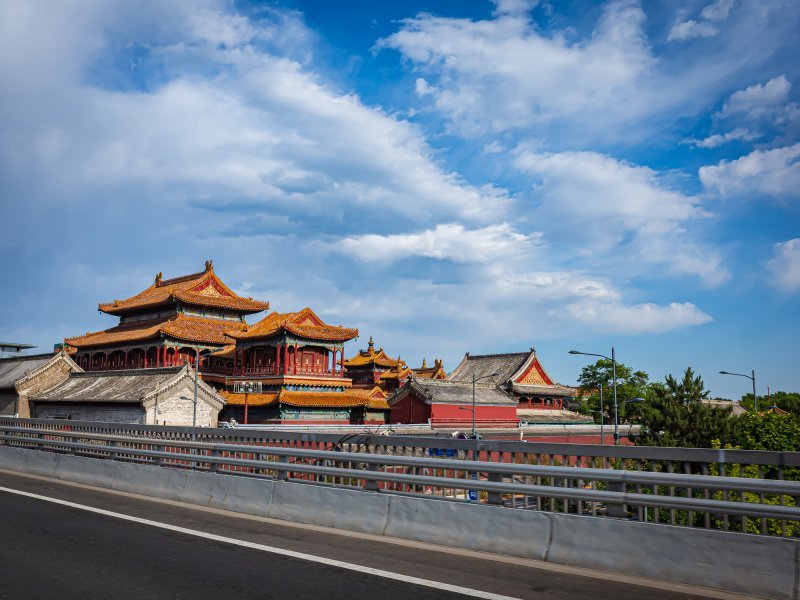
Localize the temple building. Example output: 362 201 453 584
61 261 365 425
412 358 446 380
211 307 363 424
65 261 268 371
447 349 588 424
344 338 445 396
343 337 399 388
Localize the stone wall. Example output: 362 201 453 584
34 403 146 423
0 391 15 415
15 354 79 418
145 384 218 427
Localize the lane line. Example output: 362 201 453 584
0 485 520 600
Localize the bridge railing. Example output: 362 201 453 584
1 417 798 537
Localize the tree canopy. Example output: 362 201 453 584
635 367 735 448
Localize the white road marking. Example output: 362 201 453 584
0 485 520 600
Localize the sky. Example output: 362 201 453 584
0 0 798 399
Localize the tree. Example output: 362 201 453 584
635 367 734 448
739 391 800 416
575 359 649 424
732 412 800 452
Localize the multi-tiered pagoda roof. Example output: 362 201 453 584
97 261 269 317
65 261 266 352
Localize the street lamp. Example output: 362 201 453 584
719 370 757 413
472 372 500 439
570 348 620 444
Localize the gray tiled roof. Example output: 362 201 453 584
517 409 592 424
447 352 529 384
511 383 576 397
0 354 54 389
408 378 517 406
32 368 183 403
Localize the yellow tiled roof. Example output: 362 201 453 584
98 261 269 316
344 337 398 368
219 390 278 406
65 314 247 348
231 307 358 342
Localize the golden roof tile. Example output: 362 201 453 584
231 308 358 343
344 336 399 368
219 390 278 407
98 261 269 316
277 389 370 408
65 314 247 349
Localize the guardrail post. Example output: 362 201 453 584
208 448 220 473
606 481 626 517
487 472 503 505
36 431 44 451
278 455 289 481
109 440 119 461
365 462 379 492
153 444 163 466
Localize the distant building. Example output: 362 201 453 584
412 358 446 380
701 398 748 416
344 337 401 388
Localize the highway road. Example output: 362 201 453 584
0 470 745 600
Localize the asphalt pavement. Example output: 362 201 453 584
0 470 744 600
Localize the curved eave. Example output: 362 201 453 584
98 297 176 316
172 291 270 315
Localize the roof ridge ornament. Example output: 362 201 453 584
205 259 213 272
155 272 163 286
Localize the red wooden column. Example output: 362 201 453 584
332 348 337 376
275 344 281 374
283 343 289 374
338 346 343 376
124 350 129 369
294 344 298 375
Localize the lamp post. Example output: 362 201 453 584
192 347 200 444
570 348 620 444
719 369 757 413
590 388 605 445
472 372 500 439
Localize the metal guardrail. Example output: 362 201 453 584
1 417 799 538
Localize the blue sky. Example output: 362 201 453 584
1 0 798 399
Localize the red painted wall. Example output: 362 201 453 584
430 404 519 428
389 394 431 425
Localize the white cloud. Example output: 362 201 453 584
699 143 800 199
331 223 536 264
668 0 735 42
719 75 792 120
514 150 728 286
667 20 718 42
0 0 511 226
415 77 435 97
702 0 736 22
767 238 800 293
377 0 653 137
683 127 758 148
561 301 712 335
492 0 538 16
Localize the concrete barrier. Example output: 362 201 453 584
1 446 797 600
385 494 552 561
269 480 390 534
